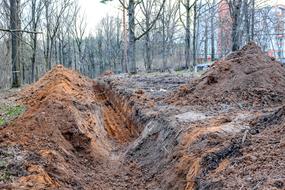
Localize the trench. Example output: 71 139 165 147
3 70 251 190
76 81 180 190
92 82 142 144
68 81 152 189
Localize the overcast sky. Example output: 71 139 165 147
78 0 120 33
78 0 285 34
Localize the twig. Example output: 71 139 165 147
242 129 249 144
163 145 169 154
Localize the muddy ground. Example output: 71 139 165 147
0 43 285 190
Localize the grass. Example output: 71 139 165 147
5 105 25 118
0 105 25 127
0 118 5 126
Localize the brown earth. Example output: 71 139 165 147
0 43 284 190
0 65 145 189
168 42 285 109
199 106 285 189
166 43 285 189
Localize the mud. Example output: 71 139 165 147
0 43 285 190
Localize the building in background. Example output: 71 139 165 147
215 2 285 63
217 0 232 58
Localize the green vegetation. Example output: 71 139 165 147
0 117 5 126
0 160 10 182
6 105 25 118
0 105 25 127
0 171 11 181
0 160 6 168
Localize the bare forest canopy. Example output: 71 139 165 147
0 0 284 88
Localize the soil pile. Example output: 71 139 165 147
169 42 285 108
0 65 142 189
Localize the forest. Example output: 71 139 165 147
0 0 282 88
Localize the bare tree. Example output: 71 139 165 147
139 0 157 72
72 5 87 71
29 0 43 82
227 0 243 51
10 0 21 87
43 0 73 70
103 0 166 74
210 0 216 61
180 0 197 70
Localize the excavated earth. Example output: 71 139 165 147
0 43 285 190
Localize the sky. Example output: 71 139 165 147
78 0 285 34
78 0 120 33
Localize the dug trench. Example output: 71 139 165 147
0 66 180 190
1 43 285 190
0 66 240 190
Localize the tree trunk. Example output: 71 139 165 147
204 20 208 62
115 17 120 73
98 34 104 73
73 40 77 70
145 31 152 72
45 1 51 71
128 0 136 74
192 0 197 69
251 0 255 40
210 1 215 61
145 14 152 72
30 0 37 83
10 0 21 88
231 0 242 51
162 3 167 72
122 0 128 73
244 0 250 43
185 0 190 70
31 35 37 83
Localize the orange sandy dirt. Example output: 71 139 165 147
0 65 144 189
0 43 285 190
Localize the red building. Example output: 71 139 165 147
217 0 232 57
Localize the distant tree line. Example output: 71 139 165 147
0 0 281 88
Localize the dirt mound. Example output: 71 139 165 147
0 65 142 189
169 42 285 108
20 65 137 144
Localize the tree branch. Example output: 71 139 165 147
0 28 42 34
135 0 166 41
